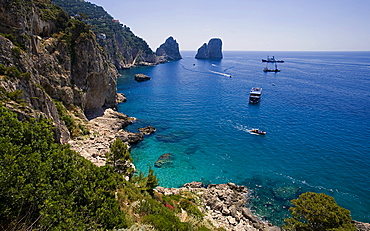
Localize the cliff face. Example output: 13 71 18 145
52 0 159 69
156 36 182 61
0 0 118 143
195 38 223 59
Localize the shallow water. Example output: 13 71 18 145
117 51 370 225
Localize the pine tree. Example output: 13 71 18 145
284 192 356 231
106 138 133 176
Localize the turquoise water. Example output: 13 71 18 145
117 51 370 225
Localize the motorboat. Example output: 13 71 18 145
249 87 262 104
251 129 266 135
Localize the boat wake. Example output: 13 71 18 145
209 70 232 78
181 64 233 78
235 124 263 135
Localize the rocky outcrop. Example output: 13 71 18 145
156 182 281 231
52 0 159 69
68 108 142 166
156 36 182 61
0 0 119 143
138 126 156 135
195 38 223 59
134 74 151 82
71 32 118 114
116 93 127 103
354 221 370 231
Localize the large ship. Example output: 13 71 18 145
262 55 284 63
249 87 262 104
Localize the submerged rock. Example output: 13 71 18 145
154 153 173 168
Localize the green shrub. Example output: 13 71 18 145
179 199 204 218
54 100 88 138
0 105 127 230
284 192 356 231
138 199 191 231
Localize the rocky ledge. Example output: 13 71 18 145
156 182 280 231
68 108 143 166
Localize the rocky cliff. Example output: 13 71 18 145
52 0 160 69
0 0 118 143
195 38 223 59
156 36 182 61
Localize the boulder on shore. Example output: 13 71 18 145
134 74 151 82
195 38 223 59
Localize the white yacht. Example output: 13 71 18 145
249 87 262 104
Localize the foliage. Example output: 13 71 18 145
130 167 159 196
138 198 192 231
54 100 89 138
0 33 25 50
0 87 24 103
283 192 356 231
106 138 134 175
0 105 126 230
52 0 154 57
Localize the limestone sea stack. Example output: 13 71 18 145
156 36 182 61
195 38 223 59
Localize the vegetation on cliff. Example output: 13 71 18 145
52 0 157 68
0 105 126 229
0 105 217 230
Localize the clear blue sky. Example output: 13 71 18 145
88 0 370 51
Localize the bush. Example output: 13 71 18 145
0 105 127 230
54 100 88 138
284 192 356 231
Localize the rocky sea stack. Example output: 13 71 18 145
156 36 182 61
195 38 223 59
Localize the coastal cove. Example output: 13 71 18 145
117 51 370 225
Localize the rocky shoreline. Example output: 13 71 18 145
69 108 370 231
156 182 280 231
68 108 143 167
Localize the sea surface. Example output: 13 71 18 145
117 51 370 225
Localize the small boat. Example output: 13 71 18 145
249 87 262 104
251 129 266 135
262 56 284 63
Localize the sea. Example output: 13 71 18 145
117 51 370 225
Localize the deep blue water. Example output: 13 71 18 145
117 51 370 225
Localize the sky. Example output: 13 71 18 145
88 0 370 51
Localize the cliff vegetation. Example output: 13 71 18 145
0 105 219 230
52 0 158 69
